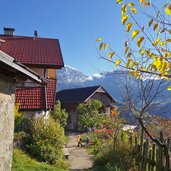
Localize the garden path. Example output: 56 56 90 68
65 132 94 171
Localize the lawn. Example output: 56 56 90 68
12 149 65 171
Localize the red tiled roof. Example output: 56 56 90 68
46 79 56 109
15 87 44 110
16 79 57 111
0 35 64 68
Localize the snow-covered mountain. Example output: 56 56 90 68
56 65 128 101
56 65 171 118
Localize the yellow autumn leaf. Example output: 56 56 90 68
141 26 145 31
137 37 144 48
116 0 123 4
127 52 132 58
130 8 137 14
143 0 147 7
109 52 115 59
165 4 171 15
139 49 146 55
104 43 108 50
153 58 161 68
96 38 102 42
126 22 133 32
122 15 129 25
167 86 171 90
132 30 139 40
153 23 158 31
122 4 127 16
134 61 139 66
128 2 135 6
166 39 171 42
149 19 153 27
99 42 103 50
152 38 161 46
115 60 121 66
160 41 167 46
126 58 133 68
140 0 143 4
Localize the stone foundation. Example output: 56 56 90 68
0 75 15 171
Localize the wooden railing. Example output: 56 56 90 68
120 130 171 171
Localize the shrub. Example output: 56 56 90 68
25 117 65 167
50 100 68 128
14 104 25 132
13 131 27 148
94 141 138 171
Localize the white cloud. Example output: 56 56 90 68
93 73 103 79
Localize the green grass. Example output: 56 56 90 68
12 149 65 171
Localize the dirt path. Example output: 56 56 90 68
65 132 94 171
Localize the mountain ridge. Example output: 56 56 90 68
56 65 171 118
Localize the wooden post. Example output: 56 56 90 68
129 135 133 146
151 143 156 171
140 127 144 156
159 131 164 171
135 136 138 147
148 149 152 171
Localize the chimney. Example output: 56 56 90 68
3 27 15 36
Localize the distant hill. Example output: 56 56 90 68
56 65 171 118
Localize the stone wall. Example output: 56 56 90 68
0 75 16 171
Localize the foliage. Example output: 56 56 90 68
12 148 65 171
93 139 137 171
102 107 126 141
14 103 25 132
146 115 171 139
97 0 171 84
25 117 65 168
77 99 103 128
51 100 68 127
13 131 27 148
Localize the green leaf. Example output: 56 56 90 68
163 2 169 8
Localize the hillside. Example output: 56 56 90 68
56 65 171 118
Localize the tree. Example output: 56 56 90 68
102 106 126 146
77 99 103 128
50 100 68 127
97 0 171 88
96 1 171 166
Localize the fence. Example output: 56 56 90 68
121 130 171 171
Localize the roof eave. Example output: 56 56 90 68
0 51 47 85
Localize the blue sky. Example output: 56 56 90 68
1 0 129 75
